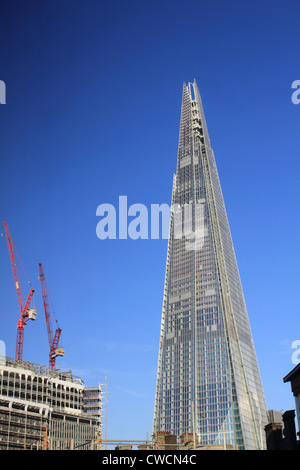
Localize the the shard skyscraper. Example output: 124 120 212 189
153 80 267 450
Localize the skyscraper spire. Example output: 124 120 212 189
153 81 267 450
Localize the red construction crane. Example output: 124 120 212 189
3 221 37 361
38 262 64 369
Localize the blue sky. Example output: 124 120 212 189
0 0 300 441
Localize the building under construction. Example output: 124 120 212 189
0 356 101 450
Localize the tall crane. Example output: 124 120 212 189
3 221 37 361
38 262 64 369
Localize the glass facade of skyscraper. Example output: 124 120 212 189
153 81 267 450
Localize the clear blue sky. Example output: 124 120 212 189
0 0 300 441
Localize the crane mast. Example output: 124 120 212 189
3 221 37 361
38 263 64 369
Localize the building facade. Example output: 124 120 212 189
153 80 268 450
0 356 100 450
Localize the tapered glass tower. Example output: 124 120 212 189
153 80 267 450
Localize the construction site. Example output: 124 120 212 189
0 221 103 450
